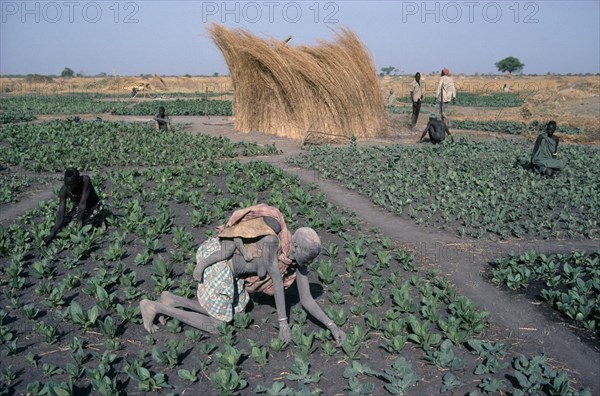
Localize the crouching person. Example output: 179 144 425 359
140 204 346 346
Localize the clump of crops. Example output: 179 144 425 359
399 92 523 107
452 119 584 135
287 139 600 240
110 99 232 116
0 96 232 117
490 251 600 334
0 158 592 395
0 175 33 203
0 119 278 172
0 95 122 114
0 109 36 124
208 23 389 142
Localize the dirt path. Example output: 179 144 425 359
2 115 599 392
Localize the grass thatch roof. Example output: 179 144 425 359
208 23 389 142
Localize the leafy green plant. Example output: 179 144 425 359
287 355 322 385
314 259 336 284
33 321 59 344
479 377 507 394
424 339 464 369
324 307 348 327
406 315 442 351
269 337 288 352
152 339 184 368
467 339 509 375
128 366 172 392
210 367 247 395
250 344 269 366
215 344 244 369
255 381 294 395
440 372 464 393
372 357 418 395
178 367 199 383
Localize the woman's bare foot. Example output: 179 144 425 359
140 299 159 333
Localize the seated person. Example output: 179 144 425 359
140 204 346 346
153 106 171 131
44 168 105 245
530 121 564 176
419 115 451 144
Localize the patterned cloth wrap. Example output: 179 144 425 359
217 204 296 295
196 237 249 322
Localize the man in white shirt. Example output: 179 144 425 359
410 72 424 129
435 68 456 121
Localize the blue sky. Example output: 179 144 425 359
1 0 599 76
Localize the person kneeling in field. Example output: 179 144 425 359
44 167 106 245
140 204 346 346
530 121 564 177
419 115 452 144
153 106 171 131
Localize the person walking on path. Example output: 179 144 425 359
435 68 456 122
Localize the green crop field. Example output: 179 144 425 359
490 251 600 333
0 98 595 395
0 119 275 172
398 92 524 108
0 96 233 118
287 139 600 240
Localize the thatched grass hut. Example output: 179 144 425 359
208 24 389 142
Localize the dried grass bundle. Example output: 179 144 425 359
208 23 389 142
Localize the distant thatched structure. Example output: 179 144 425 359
208 24 389 142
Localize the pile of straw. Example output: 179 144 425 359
208 24 389 142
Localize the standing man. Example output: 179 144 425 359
410 72 424 129
435 68 456 122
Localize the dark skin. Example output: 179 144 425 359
44 174 100 245
153 106 171 131
410 73 423 128
531 122 559 161
419 118 452 143
140 227 346 346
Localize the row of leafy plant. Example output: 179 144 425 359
452 119 585 135
110 99 232 116
0 119 277 172
0 96 125 115
0 156 591 394
286 139 600 240
0 96 232 118
1 91 231 99
0 109 36 125
490 251 600 334
399 92 524 107
0 174 34 204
